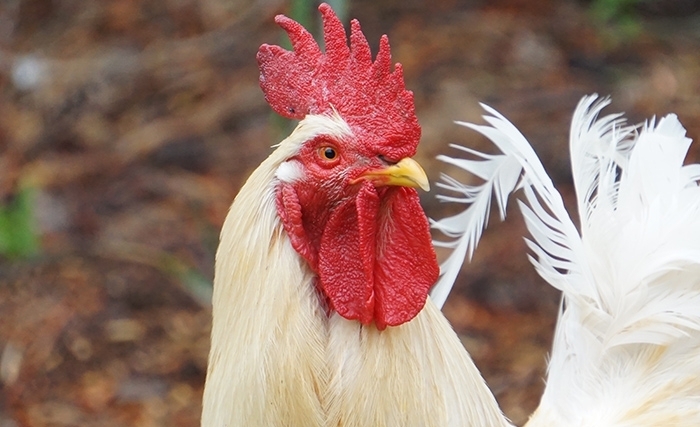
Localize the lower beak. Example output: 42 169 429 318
355 157 430 192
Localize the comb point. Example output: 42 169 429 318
373 35 392 79
320 2 350 64
350 19 372 70
276 14 320 61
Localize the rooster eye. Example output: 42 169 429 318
319 147 338 161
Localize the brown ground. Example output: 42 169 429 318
1 1 699 426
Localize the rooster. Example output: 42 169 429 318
201 4 508 426
432 95 700 426
202 3 700 426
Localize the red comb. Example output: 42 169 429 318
257 3 420 157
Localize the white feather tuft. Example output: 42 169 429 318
435 95 700 425
276 160 305 183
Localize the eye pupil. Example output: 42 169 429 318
323 147 336 160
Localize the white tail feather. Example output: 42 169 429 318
431 103 591 306
434 95 700 425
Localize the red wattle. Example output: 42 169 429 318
371 186 438 328
276 181 438 329
318 183 377 325
318 183 438 329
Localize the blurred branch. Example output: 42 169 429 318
96 240 212 307
589 0 643 41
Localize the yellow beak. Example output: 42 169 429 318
355 157 430 192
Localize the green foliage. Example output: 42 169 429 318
0 187 39 259
159 250 213 306
325 0 349 25
289 0 315 31
590 0 644 39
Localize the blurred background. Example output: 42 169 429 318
0 0 699 425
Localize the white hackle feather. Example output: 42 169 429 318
434 94 700 426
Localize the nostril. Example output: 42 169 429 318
378 155 397 165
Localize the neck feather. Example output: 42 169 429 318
202 120 511 427
202 133 329 426
324 301 512 427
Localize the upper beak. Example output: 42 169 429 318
354 157 430 192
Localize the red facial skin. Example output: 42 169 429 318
276 134 439 330
259 3 437 329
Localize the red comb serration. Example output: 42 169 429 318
257 3 420 157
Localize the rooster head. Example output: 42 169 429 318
257 3 438 330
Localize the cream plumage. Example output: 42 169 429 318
201 4 509 425
433 94 700 426
201 111 510 427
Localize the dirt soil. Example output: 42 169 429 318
1 1 699 426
